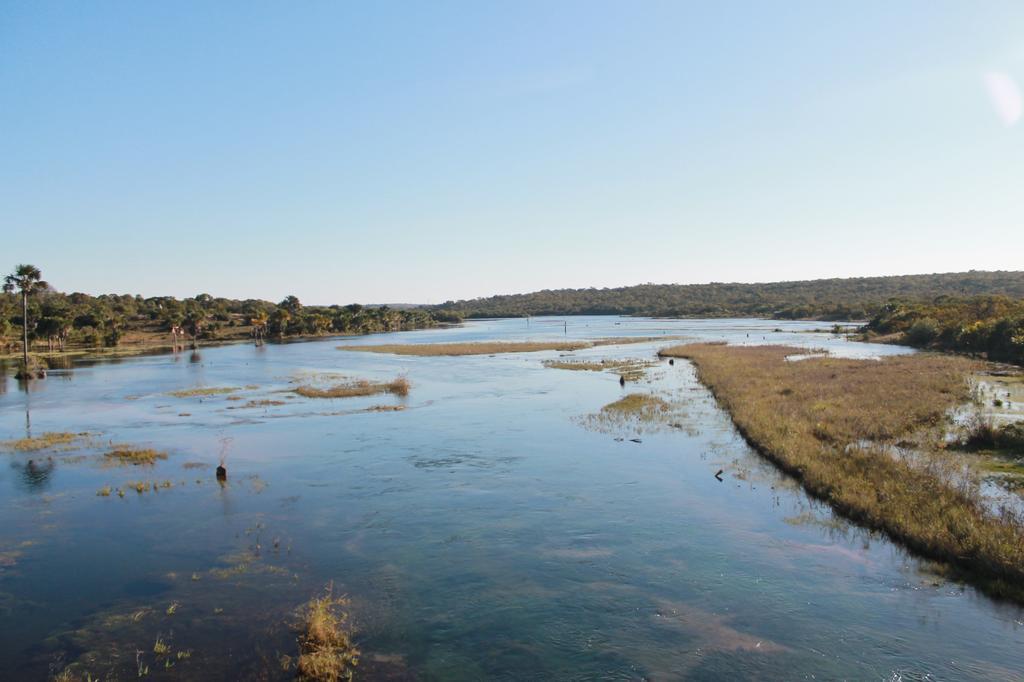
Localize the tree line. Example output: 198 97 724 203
431 270 1024 320
1 264 462 368
864 295 1024 366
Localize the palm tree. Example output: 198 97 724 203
3 264 48 371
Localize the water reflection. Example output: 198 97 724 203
9 458 55 492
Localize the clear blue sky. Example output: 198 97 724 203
2 2 1022 304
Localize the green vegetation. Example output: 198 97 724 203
659 343 1024 596
294 377 410 399
295 586 359 682
865 295 1024 365
4 264 49 377
1 262 460 361
432 270 1024 320
339 337 670 356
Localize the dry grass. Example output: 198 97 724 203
543 358 654 381
337 337 675 356
104 448 168 466
2 432 88 452
167 386 240 398
660 343 1024 594
294 376 409 399
601 393 670 417
295 586 359 681
577 393 677 435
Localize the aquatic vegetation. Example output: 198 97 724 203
576 392 691 436
165 601 179 616
166 386 240 398
337 337 672 356
960 416 1024 452
365 404 406 412
104 447 168 466
294 376 410 399
153 634 170 655
2 431 88 452
241 399 287 407
659 343 1024 593
96 486 112 497
602 393 670 417
181 461 206 469
295 586 359 681
50 668 98 682
543 358 654 381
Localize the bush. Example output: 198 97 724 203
906 317 940 346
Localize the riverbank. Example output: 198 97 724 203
658 343 1024 600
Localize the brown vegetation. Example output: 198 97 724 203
2 432 87 452
659 343 1024 594
167 386 240 398
295 586 359 681
104 448 168 466
337 337 674 356
543 358 654 381
294 377 409 399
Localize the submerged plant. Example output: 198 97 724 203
166 386 240 398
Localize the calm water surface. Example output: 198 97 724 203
1 317 1022 680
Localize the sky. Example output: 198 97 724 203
2 2 1023 305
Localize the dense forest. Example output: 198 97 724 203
1 264 461 359
432 271 1024 320
864 295 1024 366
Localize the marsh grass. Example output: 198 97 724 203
241 399 287 407
104 448 168 466
659 343 1024 594
337 337 676 356
602 393 670 416
577 393 683 435
2 432 89 452
294 376 409 399
543 358 654 381
166 387 240 398
295 586 359 682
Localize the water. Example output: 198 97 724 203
1 317 1021 680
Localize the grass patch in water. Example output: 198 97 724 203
659 343 1024 596
337 337 674 356
295 586 359 681
602 393 670 416
242 399 287 407
2 432 89 452
167 387 240 398
105 448 168 466
294 377 409 399
576 393 682 435
543 358 654 381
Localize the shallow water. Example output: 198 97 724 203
1 317 1022 680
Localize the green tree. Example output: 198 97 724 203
3 264 48 370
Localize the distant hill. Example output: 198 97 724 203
432 271 1024 320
